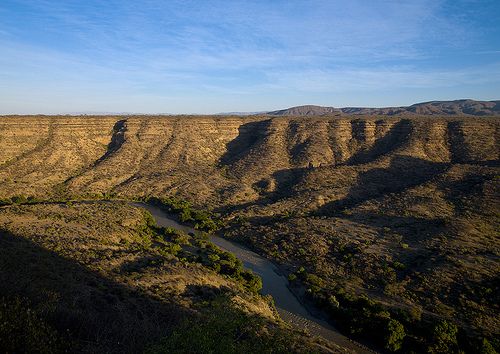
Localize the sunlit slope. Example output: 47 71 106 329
0 116 497 207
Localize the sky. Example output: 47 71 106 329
0 0 499 114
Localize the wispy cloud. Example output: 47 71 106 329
0 0 499 113
264 63 500 93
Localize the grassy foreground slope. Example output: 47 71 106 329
0 202 341 353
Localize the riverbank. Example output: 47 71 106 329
138 202 374 354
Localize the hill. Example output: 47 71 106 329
267 99 500 116
0 201 339 353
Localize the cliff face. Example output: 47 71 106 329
0 115 498 206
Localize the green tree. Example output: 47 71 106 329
384 319 405 352
479 338 497 354
428 320 458 354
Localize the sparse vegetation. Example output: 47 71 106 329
145 196 223 233
146 296 316 354
0 297 63 353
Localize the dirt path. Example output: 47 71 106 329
137 203 375 354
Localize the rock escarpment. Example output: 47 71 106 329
0 115 497 207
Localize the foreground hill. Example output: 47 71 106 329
0 114 498 352
0 201 339 353
267 99 500 116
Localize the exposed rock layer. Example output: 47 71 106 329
0 116 498 206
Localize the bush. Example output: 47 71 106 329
304 273 324 287
392 261 406 270
327 295 340 309
146 196 223 233
428 320 458 354
384 319 405 352
240 270 263 293
10 195 27 204
479 338 497 354
0 198 12 206
159 243 182 256
201 247 261 294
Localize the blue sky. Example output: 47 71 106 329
1 0 499 114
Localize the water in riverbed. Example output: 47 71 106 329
137 203 373 354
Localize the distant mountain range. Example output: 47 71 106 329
216 111 267 116
266 99 500 116
22 99 499 117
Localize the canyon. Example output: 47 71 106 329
0 114 498 353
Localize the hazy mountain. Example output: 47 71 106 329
267 99 500 116
216 111 267 116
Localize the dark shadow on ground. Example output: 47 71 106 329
219 120 270 167
216 166 310 215
0 229 183 353
96 119 127 164
346 119 413 165
344 211 447 244
318 155 449 214
437 171 497 215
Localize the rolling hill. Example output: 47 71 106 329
267 99 500 116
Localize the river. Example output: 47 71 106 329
137 203 374 354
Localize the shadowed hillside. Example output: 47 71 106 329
0 202 338 353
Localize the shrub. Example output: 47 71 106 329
327 295 340 309
0 198 12 206
384 319 405 352
240 270 263 293
428 320 458 354
146 196 223 232
392 261 406 270
479 338 497 354
179 208 194 222
219 260 240 277
160 243 182 256
10 195 27 204
304 273 324 287
170 232 191 245
208 253 220 263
